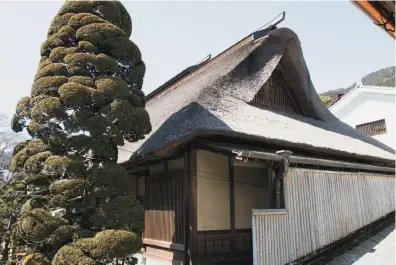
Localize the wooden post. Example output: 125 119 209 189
184 147 189 265
229 157 236 257
268 167 274 208
185 145 197 265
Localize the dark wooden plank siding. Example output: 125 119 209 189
356 119 387 136
251 66 299 114
197 229 252 263
235 229 253 258
189 147 198 265
144 169 185 244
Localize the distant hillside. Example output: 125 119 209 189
320 66 395 102
361 66 395 87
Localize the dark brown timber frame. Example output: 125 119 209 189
186 144 198 265
229 157 236 257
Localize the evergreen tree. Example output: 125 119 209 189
7 1 151 264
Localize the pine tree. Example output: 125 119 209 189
7 1 151 264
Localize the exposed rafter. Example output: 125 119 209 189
351 0 395 39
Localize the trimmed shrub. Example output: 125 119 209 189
8 1 151 262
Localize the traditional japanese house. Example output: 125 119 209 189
118 27 395 265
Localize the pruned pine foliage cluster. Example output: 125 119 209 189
4 1 151 264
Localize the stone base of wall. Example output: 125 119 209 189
293 211 395 265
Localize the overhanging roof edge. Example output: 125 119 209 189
199 141 395 174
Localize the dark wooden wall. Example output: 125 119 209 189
251 66 300 114
144 168 185 244
197 229 252 262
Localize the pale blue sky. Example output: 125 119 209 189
0 1 394 119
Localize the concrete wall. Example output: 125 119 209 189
252 168 395 265
234 166 271 229
197 149 230 231
330 90 395 149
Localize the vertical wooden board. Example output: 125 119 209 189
290 170 298 258
329 172 336 243
264 215 269 265
351 175 358 232
189 147 198 265
299 172 309 255
335 174 343 239
323 172 330 246
300 170 308 257
322 171 329 246
169 179 173 242
351 175 359 232
329 172 336 241
350 175 356 233
298 170 307 256
342 175 349 236
252 168 394 265
164 180 169 242
303 170 312 255
159 183 163 241
283 176 291 261
371 176 377 221
290 170 299 258
283 214 288 265
178 177 181 243
381 176 386 214
315 171 324 248
175 177 178 243
357 175 364 227
228 157 236 257
317 171 325 246
270 216 276 264
389 178 395 212
367 176 373 223
366 176 372 224
308 171 318 250
275 216 281 265
183 148 189 265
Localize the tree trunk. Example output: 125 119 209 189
1 214 16 261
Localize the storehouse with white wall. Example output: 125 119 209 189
329 85 395 149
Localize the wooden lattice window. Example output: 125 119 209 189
356 119 387 136
251 67 299 114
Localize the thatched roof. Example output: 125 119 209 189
118 27 395 165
